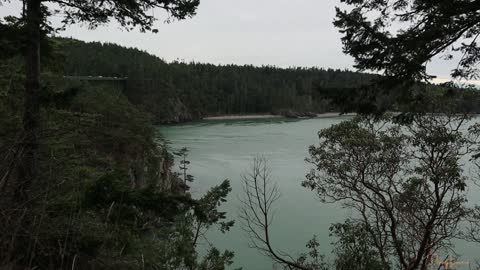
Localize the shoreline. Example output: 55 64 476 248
202 112 356 120
316 112 356 118
203 114 282 120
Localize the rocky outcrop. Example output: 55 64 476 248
156 97 202 124
125 143 185 193
164 98 193 123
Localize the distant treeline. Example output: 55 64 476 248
59 38 375 123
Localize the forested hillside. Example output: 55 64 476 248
1 30 235 269
60 38 375 123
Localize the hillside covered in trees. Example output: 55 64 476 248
59 38 375 123
1 44 237 270
1 16 236 269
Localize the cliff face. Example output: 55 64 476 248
126 144 185 193
126 91 200 124
161 97 196 124
63 85 184 191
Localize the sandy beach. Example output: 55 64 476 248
316 112 356 118
203 114 282 120
202 112 356 120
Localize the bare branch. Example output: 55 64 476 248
239 156 312 270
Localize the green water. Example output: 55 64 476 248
158 116 480 270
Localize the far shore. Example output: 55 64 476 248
203 114 282 120
202 112 356 120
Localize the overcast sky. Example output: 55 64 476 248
0 0 460 81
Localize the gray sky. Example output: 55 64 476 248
0 0 460 81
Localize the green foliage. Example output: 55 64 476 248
58 38 375 122
330 220 387 270
0 1 241 268
0 17 26 58
0 70 237 269
59 38 480 118
175 147 194 185
304 113 476 270
194 180 234 233
52 0 199 31
332 0 480 113
83 172 194 219
197 248 239 270
296 236 330 270
335 0 480 82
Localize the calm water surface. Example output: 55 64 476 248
158 116 480 270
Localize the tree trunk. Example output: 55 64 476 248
17 0 42 200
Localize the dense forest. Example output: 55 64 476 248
60 38 375 123
4 0 480 267
60 38 480 123
0 20 236 268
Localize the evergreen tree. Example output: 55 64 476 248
333 0 480 112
